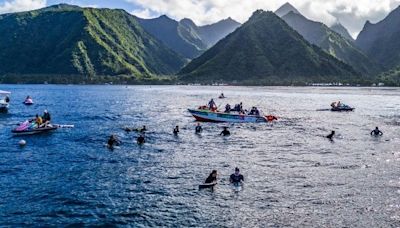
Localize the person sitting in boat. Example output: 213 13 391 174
249 107 260 116
137 134 145 144
331 102 337 108
5 95 10 103
173 126 179 135
233 102 243 112
140 125 147 132
371 127 383 136
225 104 231 113
208 99 217 111
107 135 120 148
337 101 342 107
35 114 43 127
220 127 230 136
195 123 202 133
205 170 218 184
219 93 225 98
230 167 244 184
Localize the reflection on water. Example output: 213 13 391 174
0 85 399 226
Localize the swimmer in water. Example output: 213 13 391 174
370 127 383 136
326 130 335 140
195 123 203 133
220 127 230 136
137 134 145 144
230 167 244 185
173 126 179 135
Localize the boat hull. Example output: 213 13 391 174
12 126 57 136
331 107 355 112
188 109 269 123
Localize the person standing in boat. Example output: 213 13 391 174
42 110 51 125
208 99 217 111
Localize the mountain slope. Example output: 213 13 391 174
179 10 360 85
356 6 400 70
282 11 381 75
330 22 354 42
137 16 240 58
197 17 241 48
0 4 186 81
137 15 206 59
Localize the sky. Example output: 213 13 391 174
1 0 400 38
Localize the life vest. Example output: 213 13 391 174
266 115 277 122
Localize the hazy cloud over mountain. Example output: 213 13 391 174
128 0 400 37
0 0 45 14
1 0 400 37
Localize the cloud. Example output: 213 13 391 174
131 8 153 18
126 0 400 37
0 0 46 14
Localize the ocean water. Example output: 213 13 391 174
0 85 399 227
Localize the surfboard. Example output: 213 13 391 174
199 182 217 190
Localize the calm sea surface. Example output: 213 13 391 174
0 85 399 227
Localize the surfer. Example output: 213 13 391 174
140 125 147 132
205 170 218 184
137 134 145 144
195 123 203 133
173 126 179 135
107 135 120 149
326 130 335 140
370 127 383 136
230 167 244 184
220 127 230 136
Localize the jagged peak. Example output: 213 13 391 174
180 18 196 26
275 2 301 17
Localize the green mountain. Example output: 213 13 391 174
356 6 400 71
179 10 360 85
281 11 381 75
137 15 206 59
0 4 186 83
330 22 354 42
137 16 240 58
196 17 241 48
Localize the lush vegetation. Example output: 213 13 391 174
282 12 381 75
378 67 400 86
179 10 361 85
0 4 186 82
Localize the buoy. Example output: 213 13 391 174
19 140 26 146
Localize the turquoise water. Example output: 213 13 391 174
0 85 399 226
